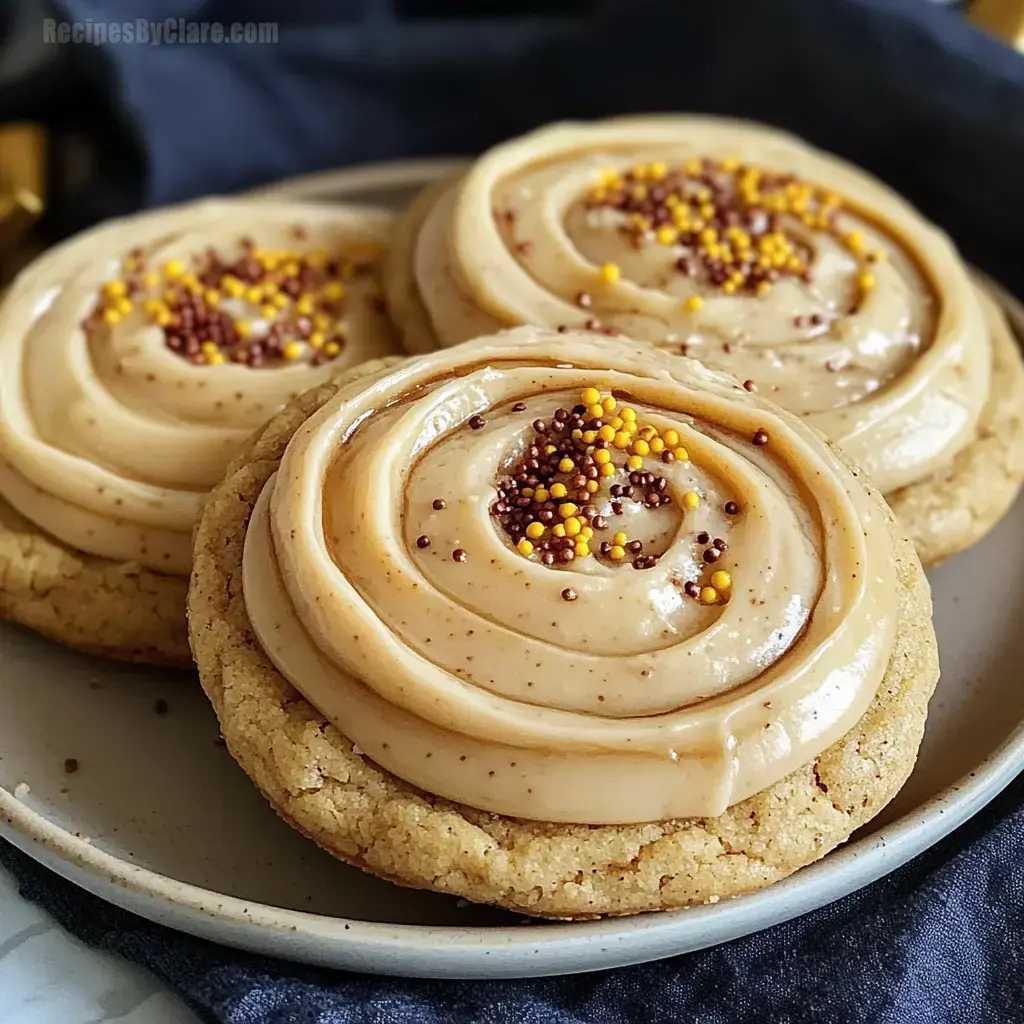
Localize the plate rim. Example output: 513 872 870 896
1 158 1022 979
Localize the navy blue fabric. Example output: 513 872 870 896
3 0 1024 1020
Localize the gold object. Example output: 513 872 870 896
971 0 1024 49
0 124 45 281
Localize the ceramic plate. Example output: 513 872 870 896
1 162 1023 980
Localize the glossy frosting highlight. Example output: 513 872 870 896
243 329 899 824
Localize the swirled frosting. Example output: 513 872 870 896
243 329 899 824
0 198 398 575
400 117 991 494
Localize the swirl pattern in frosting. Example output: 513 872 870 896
389 116 991 495
243 329 899 825
0 198 398 575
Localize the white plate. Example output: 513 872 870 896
1 163 1023 980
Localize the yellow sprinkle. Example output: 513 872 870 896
650 437 665 453
720 156 739 172
608 544 626 562
206 351 225 366
526 522 545 540
559 457 575 473
322 281 345 302
201 341 218 355
656 226 678 246
632 439 651 458
565 518 582 538
613 431 631 449
103 280 127 299
260 254 280 271
610 416 624 430
683 296 704 313
162 259 185 279
272 292 290 309
871 250 887 263
550 483 568 499
553 524 567 538
581 387 601 407
143 272 159 288
314 313 331 331
594 449 612 466
260 305 277 319
575 541 591 558
517 539 534 556
581 527 594 540
571 429 584 439
685 158 702 174
244 286 264 304
558 503 579 518
534 487 550 503
602 396 617 413
599 463 616 478
649 161 667 180
711 570 733 591
282 341 303 361
857 270 876 292
308 331 325 349
102 308 122 325
155 309 173 327
204 290 222 307
844 231 865 255
627 455 643 471
699 586 719 605
599 262 621 284
522 488 535 499
582 430 598 444
624 420 639 435
295 295 315 316
613 531 628 547
662 429 679 447
598 425 616 443
620 407 637 422
283 261 300 277
682 491 700 510
588 403 605 419
545 445 557 455
674 446 690 461
638 426 657 442
722 281 737 295
756 281 772 297
586 480 599 493
114 297 133 316
324 341 341 357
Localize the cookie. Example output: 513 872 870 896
189 330 939 917
0 197 400 664
384 116 1024 566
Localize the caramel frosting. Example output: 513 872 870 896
0 198 398 575
243 329 899 825
400 117 991 494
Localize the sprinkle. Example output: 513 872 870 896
673 447 689 462
613 431 631 449
526 522 545 540
281 341 303 361
558 457 576 473
452 549 468 563
632 439 651 457
743 380 757 392
558 503 579 518
602 396 617 413
613 531 628 547
599 262 621 284
711 570 732 590
683 296 704 313
699 586 719 605
682 491 700 510
627 455 643 471
469 415 486 430
662 429 680 447
857 270 876 292
432 498 446 510
580 387 601 406
752 429 770 446
550 483 568 499
416 535 431 549
608 545 626 561
517 539 534 556
724 500 741 515
561 588 578 602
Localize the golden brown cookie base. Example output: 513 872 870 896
189 356 939 918
0 495 190 666
886 308 1024 567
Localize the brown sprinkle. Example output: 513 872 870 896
452 549 468 563
432 498 447 510
561 588 579 602
64 758 79 774
752 428 770 446
416 535 431 549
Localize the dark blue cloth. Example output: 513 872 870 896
2 0 1024 1020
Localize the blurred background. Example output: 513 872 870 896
2 0 1023 286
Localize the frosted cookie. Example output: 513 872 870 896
189 329 939 917
0 198 399 664
385 117 1024 565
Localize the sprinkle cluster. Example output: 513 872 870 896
582 158 884 306
87 232 379 367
